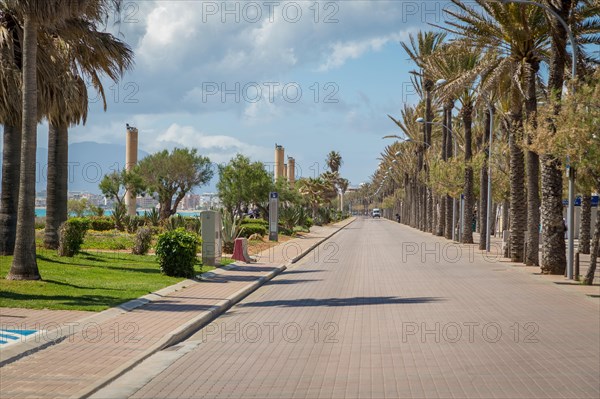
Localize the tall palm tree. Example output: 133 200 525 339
541 0 600 274
42 17 133 249
443 0 555 261
429 42 484 244
325 151 342 173
4 0 122 280
0 9 23 255
401 31 447 233
297 177 332 220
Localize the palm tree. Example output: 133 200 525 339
401 31 446 233
297 177 331 219
429 42 483 244
4 0 122 280
325 151 342 174
442 0 556 261
541 0 600 274
43 17 133 249
0 9 23 255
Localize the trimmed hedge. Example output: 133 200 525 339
88 216 114 231
155 228 199 278
241 217 268 227
239 223 267 238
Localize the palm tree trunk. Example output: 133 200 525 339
540 0 571 275
525 60 540 266
479 109 491 250
503 199 510 258
582 206 599 285
444 105 454 239
461 105 474 244
424 84 433 232
508 82 527 263
579 194 592 254
7 16 41 280
437 113 447 237
437 195 445 236
44 123 69 249
0 124 21 255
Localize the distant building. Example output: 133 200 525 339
137 195 159 209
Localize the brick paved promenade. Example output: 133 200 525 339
123 217 599 399
0 221 352 398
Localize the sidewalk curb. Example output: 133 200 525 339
0 279 197 368
76 217 355 399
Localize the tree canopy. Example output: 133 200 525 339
136 148 213 219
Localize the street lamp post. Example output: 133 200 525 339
493 0 579 278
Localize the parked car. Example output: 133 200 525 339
372 208 381 218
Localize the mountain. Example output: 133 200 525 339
0 140 219 195
34 142 150 194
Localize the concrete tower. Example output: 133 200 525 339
125 124 138 216
274 144 285 181
287 157 296 186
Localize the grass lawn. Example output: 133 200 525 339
0 251 225 311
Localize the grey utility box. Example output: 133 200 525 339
201 210 222 266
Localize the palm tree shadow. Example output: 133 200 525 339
239 296 443 308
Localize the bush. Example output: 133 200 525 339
35 217 46 230
58 218 90 257
88 216 114 231
155 228 199 277
132 227 153 255
239 223 267 238
305 217 313 228
124 215 144 234
241 217 267 227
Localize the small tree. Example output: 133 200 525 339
99 169 144 207
217 154 272 218
136 148 213 220
67 198 89 217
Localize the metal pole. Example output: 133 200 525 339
458 194 465 242
486 106 494 252
567 165 575 279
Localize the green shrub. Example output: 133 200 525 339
184 217 202 235
35 217 46 230
132 227 153 255
58 218 90 257
155 228 199 277
239 223 267 238
88 216 114 231
293 225 310 234
112 202 126 231
143 208 160 227
124 215 143 234
305 217 313 228
241 217 267 227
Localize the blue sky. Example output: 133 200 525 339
38 0 458 188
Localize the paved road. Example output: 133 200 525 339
124 217 599 398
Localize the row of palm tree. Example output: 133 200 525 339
297 151 349 219
363 0 599 280
0 0 133 280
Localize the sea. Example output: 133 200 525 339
35 208 202 218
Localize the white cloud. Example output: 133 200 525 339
318 31 413 71
154 123 271 163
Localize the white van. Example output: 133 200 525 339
372 208 381 218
